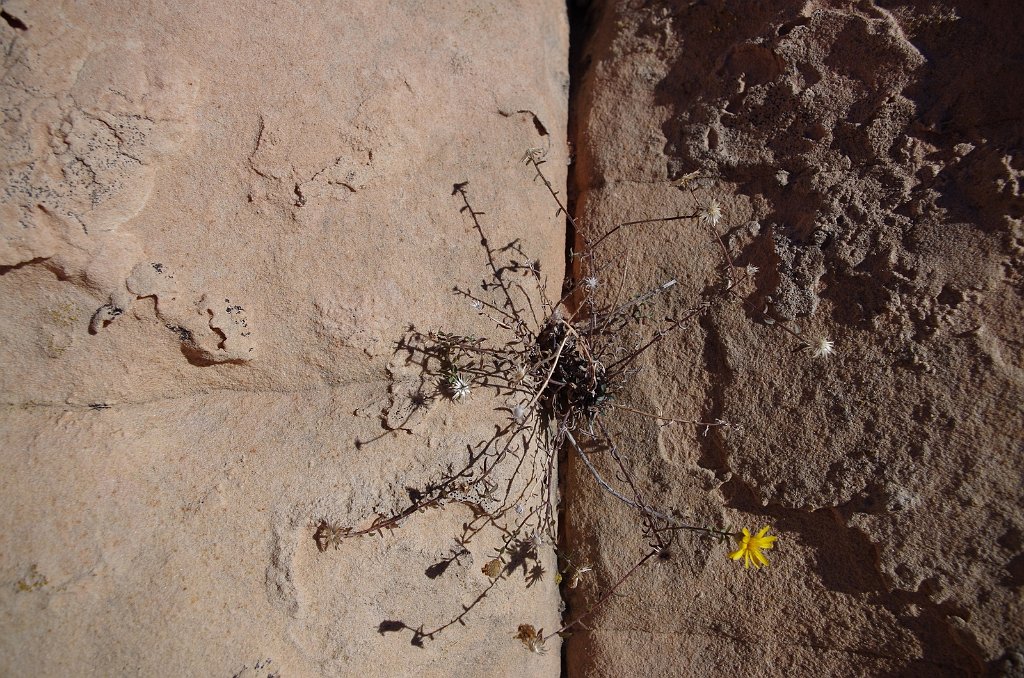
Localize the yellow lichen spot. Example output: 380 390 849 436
15 564 48 592
48 303 78 327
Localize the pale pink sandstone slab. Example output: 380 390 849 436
0 1 568 675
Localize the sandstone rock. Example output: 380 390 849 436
566 1 1023 676
0 2 568 675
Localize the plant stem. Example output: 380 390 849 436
544 547 661 641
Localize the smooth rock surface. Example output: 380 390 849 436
0 2 568 676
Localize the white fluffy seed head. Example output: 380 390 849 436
511 362 529 384
450 374 471 402
812 337 836 358
512 402 528 425
699 198 723 227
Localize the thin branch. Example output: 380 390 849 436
590 212 698 250
527 331 570 409
608 403 727 430
544 547 662 640
524 152 579 233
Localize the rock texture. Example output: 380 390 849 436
5 0 1023 675
0 1 568 675
566 1 1022 676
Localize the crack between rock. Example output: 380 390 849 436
558 2 591 676
0 380 386 412
574 177 679 195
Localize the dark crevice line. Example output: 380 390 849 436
560 2 595 677
563 0 592 302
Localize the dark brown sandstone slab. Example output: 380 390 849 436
565 2 1023 675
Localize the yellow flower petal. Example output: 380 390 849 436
729 527 780 571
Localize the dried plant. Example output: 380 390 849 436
324 150 791 649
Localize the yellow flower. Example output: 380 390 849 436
729 526 777 569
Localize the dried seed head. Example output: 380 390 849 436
511 362 530 384
482 559 502 578
512 401 528 425
812 337 836 359
515 624 547 654
567 564 593 589
673 169 701 187
449 374 472 402
699 198 723 227
523 147 545 163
